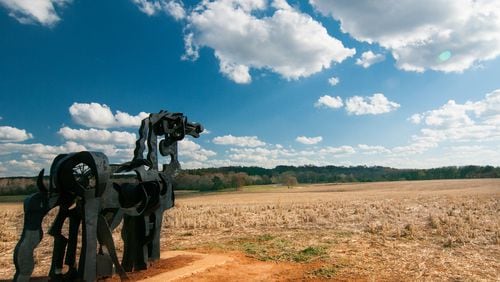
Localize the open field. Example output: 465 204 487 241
0 179 499 280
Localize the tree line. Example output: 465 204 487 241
174 165 500 191
1 165 499 195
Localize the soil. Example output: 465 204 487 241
114 251 336 282
174 252 327 282
104 255 198 281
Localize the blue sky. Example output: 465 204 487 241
1 0 500 176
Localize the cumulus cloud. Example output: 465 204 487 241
0 141 86 161
58 127 136 145
0 126 33 142
310 0 500 72
184 0 355 83
1 160 40 175
133 0 185 20
345 93 400 115
396 89 500 156
318 145 355 155
409 114 422 124
418 101 476 128
133 0 161 16
0 141 88 176
355 51 385 68
296 136 322 145
314 95 343 109
212 135 266 147
222 144 355 168
358 144 391 154
164 0 185 20
178 139 216 162
419 89 500 135
69 102 149 129
328 76 340 86
0 0 70 26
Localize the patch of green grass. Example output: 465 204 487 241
169 245 187 251
236 236 328 263
256 233 275 241
292 246 327 262
307 265 339 279
199 241 232 251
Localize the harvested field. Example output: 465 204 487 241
0 179 499 281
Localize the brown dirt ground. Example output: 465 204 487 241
114 251 344 282
173 251 336 282
104 255 198 282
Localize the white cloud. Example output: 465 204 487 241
0 0 70 26
221 145 355 168
345 93 400 115
358 144 391 154
314 95 343 109
178 139 216 162
355 51 385 68
1 160 40 175
184 0 355 83
396 89 500 156
0 141 89 176
69 102 149 129
318 145 355 155
296 136 322 145
328 76 339 86
132 0 185 20
0 141 86 162
414 89 500 131
219 60 252 84
57 126 141 162
164 0 185 20
133 0 161 16
58 127 136 145
409 114 422 124
0 126 33 142
212 135 266 147
310 0 500 73
419 100 476 128
181 32 199 61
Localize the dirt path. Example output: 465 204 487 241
136 251 232 282
132 251 330 282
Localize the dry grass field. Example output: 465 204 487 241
0 179 499 281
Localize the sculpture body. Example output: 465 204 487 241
13 111 203 281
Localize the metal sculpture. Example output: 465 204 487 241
13 110 203 281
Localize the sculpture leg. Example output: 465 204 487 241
13 229 43 282
13 193 50 282
121 214 135 272
48 207 70 279
149 210 163 262
97 214 128 280
78 196 99 282
121 215 148 271
64 211 81 279
137 216 150 270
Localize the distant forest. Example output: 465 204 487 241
1 165 499 195
175 165 500 191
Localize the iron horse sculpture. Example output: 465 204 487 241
13 110 203 281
